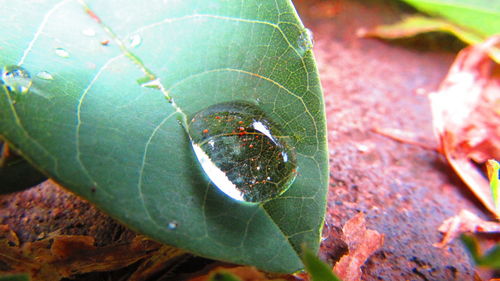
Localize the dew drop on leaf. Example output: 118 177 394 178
55 48 70 58
36 71 54 80
188 101 297 203
1 65 32 94
167 221 178 230
129 34 142 48
297 28 314 55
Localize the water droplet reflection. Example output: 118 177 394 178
297 28 314 55
188 101 297 204
1 65 32 94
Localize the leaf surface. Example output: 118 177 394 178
401 0 500 37
0 0 328 272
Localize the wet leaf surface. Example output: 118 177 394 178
0 0 328 272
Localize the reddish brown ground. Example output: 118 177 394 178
296 0 491 280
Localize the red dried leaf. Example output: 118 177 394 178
429 36 500 217
0 230 163 280
435 209 500 248
333 213 384 281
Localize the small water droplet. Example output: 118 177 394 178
188 101 297 203
82 28 96 37
297 28 314 54
1 65 32 94
55 48 70 58
36 71 54 80
129 34 142 48
167 221 178 230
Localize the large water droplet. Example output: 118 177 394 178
297 28 314 54
188 101 297 203
1 65 32 94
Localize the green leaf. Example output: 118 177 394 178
302 246 342 281
0 0 328 273
364 15 500 63
364 15 482 42
461 234 481 262
0 274 30 281
481 244 500 268
486 159 499 211
401 0 500 37
398 0 500 63
0 140 47 194
461 234 500 269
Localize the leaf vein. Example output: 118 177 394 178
75 54 124 194
137 111 177 220
18 0 72 66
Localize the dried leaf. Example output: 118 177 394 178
333 213 384 281
371 127 438 151
127 245 185 281
435 209 500 248
0 227 168 281
429 36 500 217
